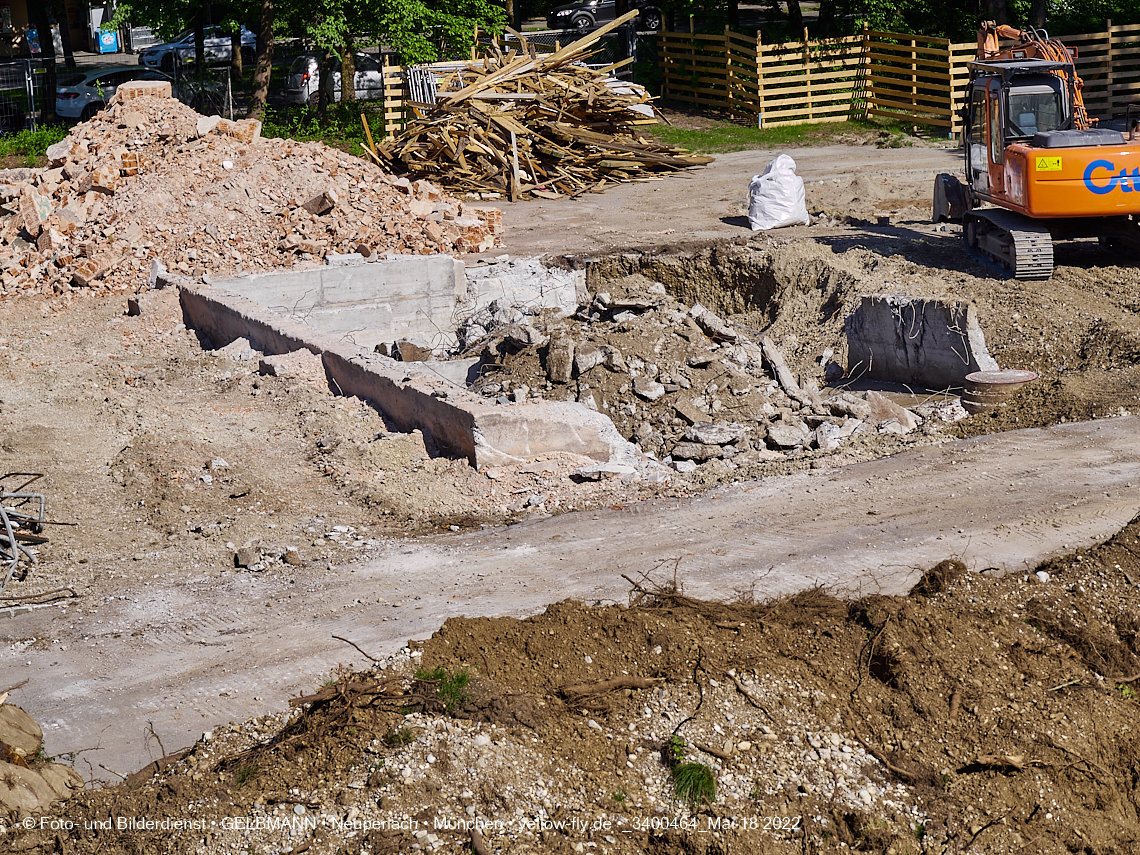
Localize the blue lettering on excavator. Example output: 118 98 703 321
1084 160 1140 194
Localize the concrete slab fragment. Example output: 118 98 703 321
846 295 999 390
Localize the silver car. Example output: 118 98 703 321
56 66 175 121
285 52 385 105
138 26 256 72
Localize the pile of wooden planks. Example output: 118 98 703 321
376 11 713 201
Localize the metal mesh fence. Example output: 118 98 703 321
0 60 50 133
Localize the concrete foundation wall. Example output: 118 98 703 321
177 282 645 471
846 295 999 390
209 255 467 353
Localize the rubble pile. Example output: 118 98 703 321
5 81 501 298
461 273 967 472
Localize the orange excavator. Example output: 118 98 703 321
933 21 1140 278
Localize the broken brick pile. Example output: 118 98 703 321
5 80 502 298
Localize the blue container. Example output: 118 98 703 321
98 29 120 53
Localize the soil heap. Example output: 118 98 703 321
7 83 501 299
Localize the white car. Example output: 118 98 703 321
56 66 175 121
285 52 385 105
138 26 256 72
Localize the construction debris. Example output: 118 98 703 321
0 473 49 595
1 82 501 299
378 13 713 201
459 273 970 472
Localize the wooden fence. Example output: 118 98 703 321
659 21 1140 131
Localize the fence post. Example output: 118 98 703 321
725 25 734 116
861 23 871 121
659 32 668 98
1106 19 1115 115
756 30 764 127
803 27 813 121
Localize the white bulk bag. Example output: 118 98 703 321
747 154 810 231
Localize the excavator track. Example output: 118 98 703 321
964 208 1053 279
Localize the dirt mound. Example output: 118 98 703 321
9 90 500 298
13 517 1140 854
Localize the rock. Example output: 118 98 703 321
20 187 53 238
814 423 843 451
574 343 605 375
878 418 910 435
394 339 434 362
825 392 873 420
545 331 575 384
684 422 747 445
602 347 627 373
259 350 326 384
234 547 259 568
670 442 724 461
0 704 42 758
673 398 706 425
672 459 698 473
767 422 810 449
196 114 222 137
576 463 637 481
1035 570 1051 583
46 139 74 166
301 190 338 216
689 303 740 343
632 377 666 402
861 391 920 431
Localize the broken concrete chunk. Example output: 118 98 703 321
576 463 637 481
671 441 725 461
545 330 575 384
673 398 706 425
574 343 605 375
860 390 920 431
20 187 53 237
766 421 810 449
216 117 262 143
196 114 222 137
408 197 435 218
90 162 119 194
633 377 666 402
234 546 259 568
71 249 124 287
301 190 337 216
394 338 434 362
684 422 747 445
0 704 43 758
46 139 74 166
689 303 740 344
846 295 999 388
825 392 873 421
259 350 325 383
814 422 843 451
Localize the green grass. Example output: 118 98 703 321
671 762 716 808
414 666 473 712
384 726 420 747
641 116 941 154
0 125 69 166
260 101 389 160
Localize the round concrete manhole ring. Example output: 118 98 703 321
962 369 1039 414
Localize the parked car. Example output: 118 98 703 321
285 52 385 106
55 66 175 121
547 0 662 32
138 26 256 72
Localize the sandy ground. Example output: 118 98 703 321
2 136 1140 829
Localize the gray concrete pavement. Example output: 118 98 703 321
6 415 1140 780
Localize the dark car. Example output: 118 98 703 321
547 0 662 32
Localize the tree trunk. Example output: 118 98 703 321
727 0 740 29
194 18 206 77
30 4 58 122
1030 0 1046 28
249 0 274 118
340 42 355 102
983 0 1011 23
817 0 835 37
230 31 242 84
317 49 330 120
787 0 803 33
